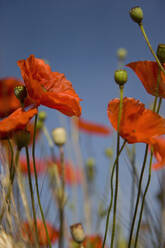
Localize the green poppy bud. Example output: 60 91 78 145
14 130 31 150
105 147 113 159
117 48 127 61
157 44 165 63
114 70 128 86
129 6 143 24
14 85 27 104
38 111 47 122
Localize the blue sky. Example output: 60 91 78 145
1 0 165 244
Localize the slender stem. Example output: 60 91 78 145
134 148 153 247
127 144 149 248
25 146 39 245
32 114 52 248
8 139 14 181
156 98 162 114
110 85 124 248
102 140 126 248
59 146 65 248
139 23 165 75
0 148 19 222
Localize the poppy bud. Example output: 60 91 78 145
70 223 85 244
14 130 31 150
38 111 47 122
52 128 66 147
85 158 95 182
129 6 143 24
105 147 113 159
157 44 165 64
117 48 127 61
14 85 27 104
114 70 128 86
36 120 44 130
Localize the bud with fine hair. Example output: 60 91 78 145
129 6 143 24
114 69 128 86
52 127 66 146
157 44 165 64
14 85 27 104
70 223 85 244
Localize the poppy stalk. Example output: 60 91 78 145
32 114 52 248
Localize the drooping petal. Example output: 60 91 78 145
107 97 165 144
0 108 38 139
127 61 165 97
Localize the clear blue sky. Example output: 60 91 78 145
1 0 164 244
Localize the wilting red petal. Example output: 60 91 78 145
127 61 165 97
18 156 45 175
21 219 59 246
0 108 38 140
73 117 111 136
17 55 82 117
0 77 33 118
107 97 165 144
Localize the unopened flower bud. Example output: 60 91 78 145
38 111 47 122
157 44 165 64
36 120 44 130
105 147 113 159
114 70 128 86
14 85 27 104
70 223 85 244
117 48 127 61
129 6 143 24
86 158 95 181
14 130 31 150
52 128 66 146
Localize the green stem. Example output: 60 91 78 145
156 98 162 114
32 114 52 248
25 145 39 245
0 148 19 222
59 146 65 248
128 144 148 248
110 85 124 248
8 139 14 181
102 140 126 248
134 148 153 247
139 24 165 75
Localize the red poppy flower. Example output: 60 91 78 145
83 235 102 248
126 61 165 97
0 77 33 118
107 97 165 144
73 117 111 136
18 156 46 175
21 219 59 246
151 136 165 170
17 55 82 117
0 107 37 140
47 159 82 185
